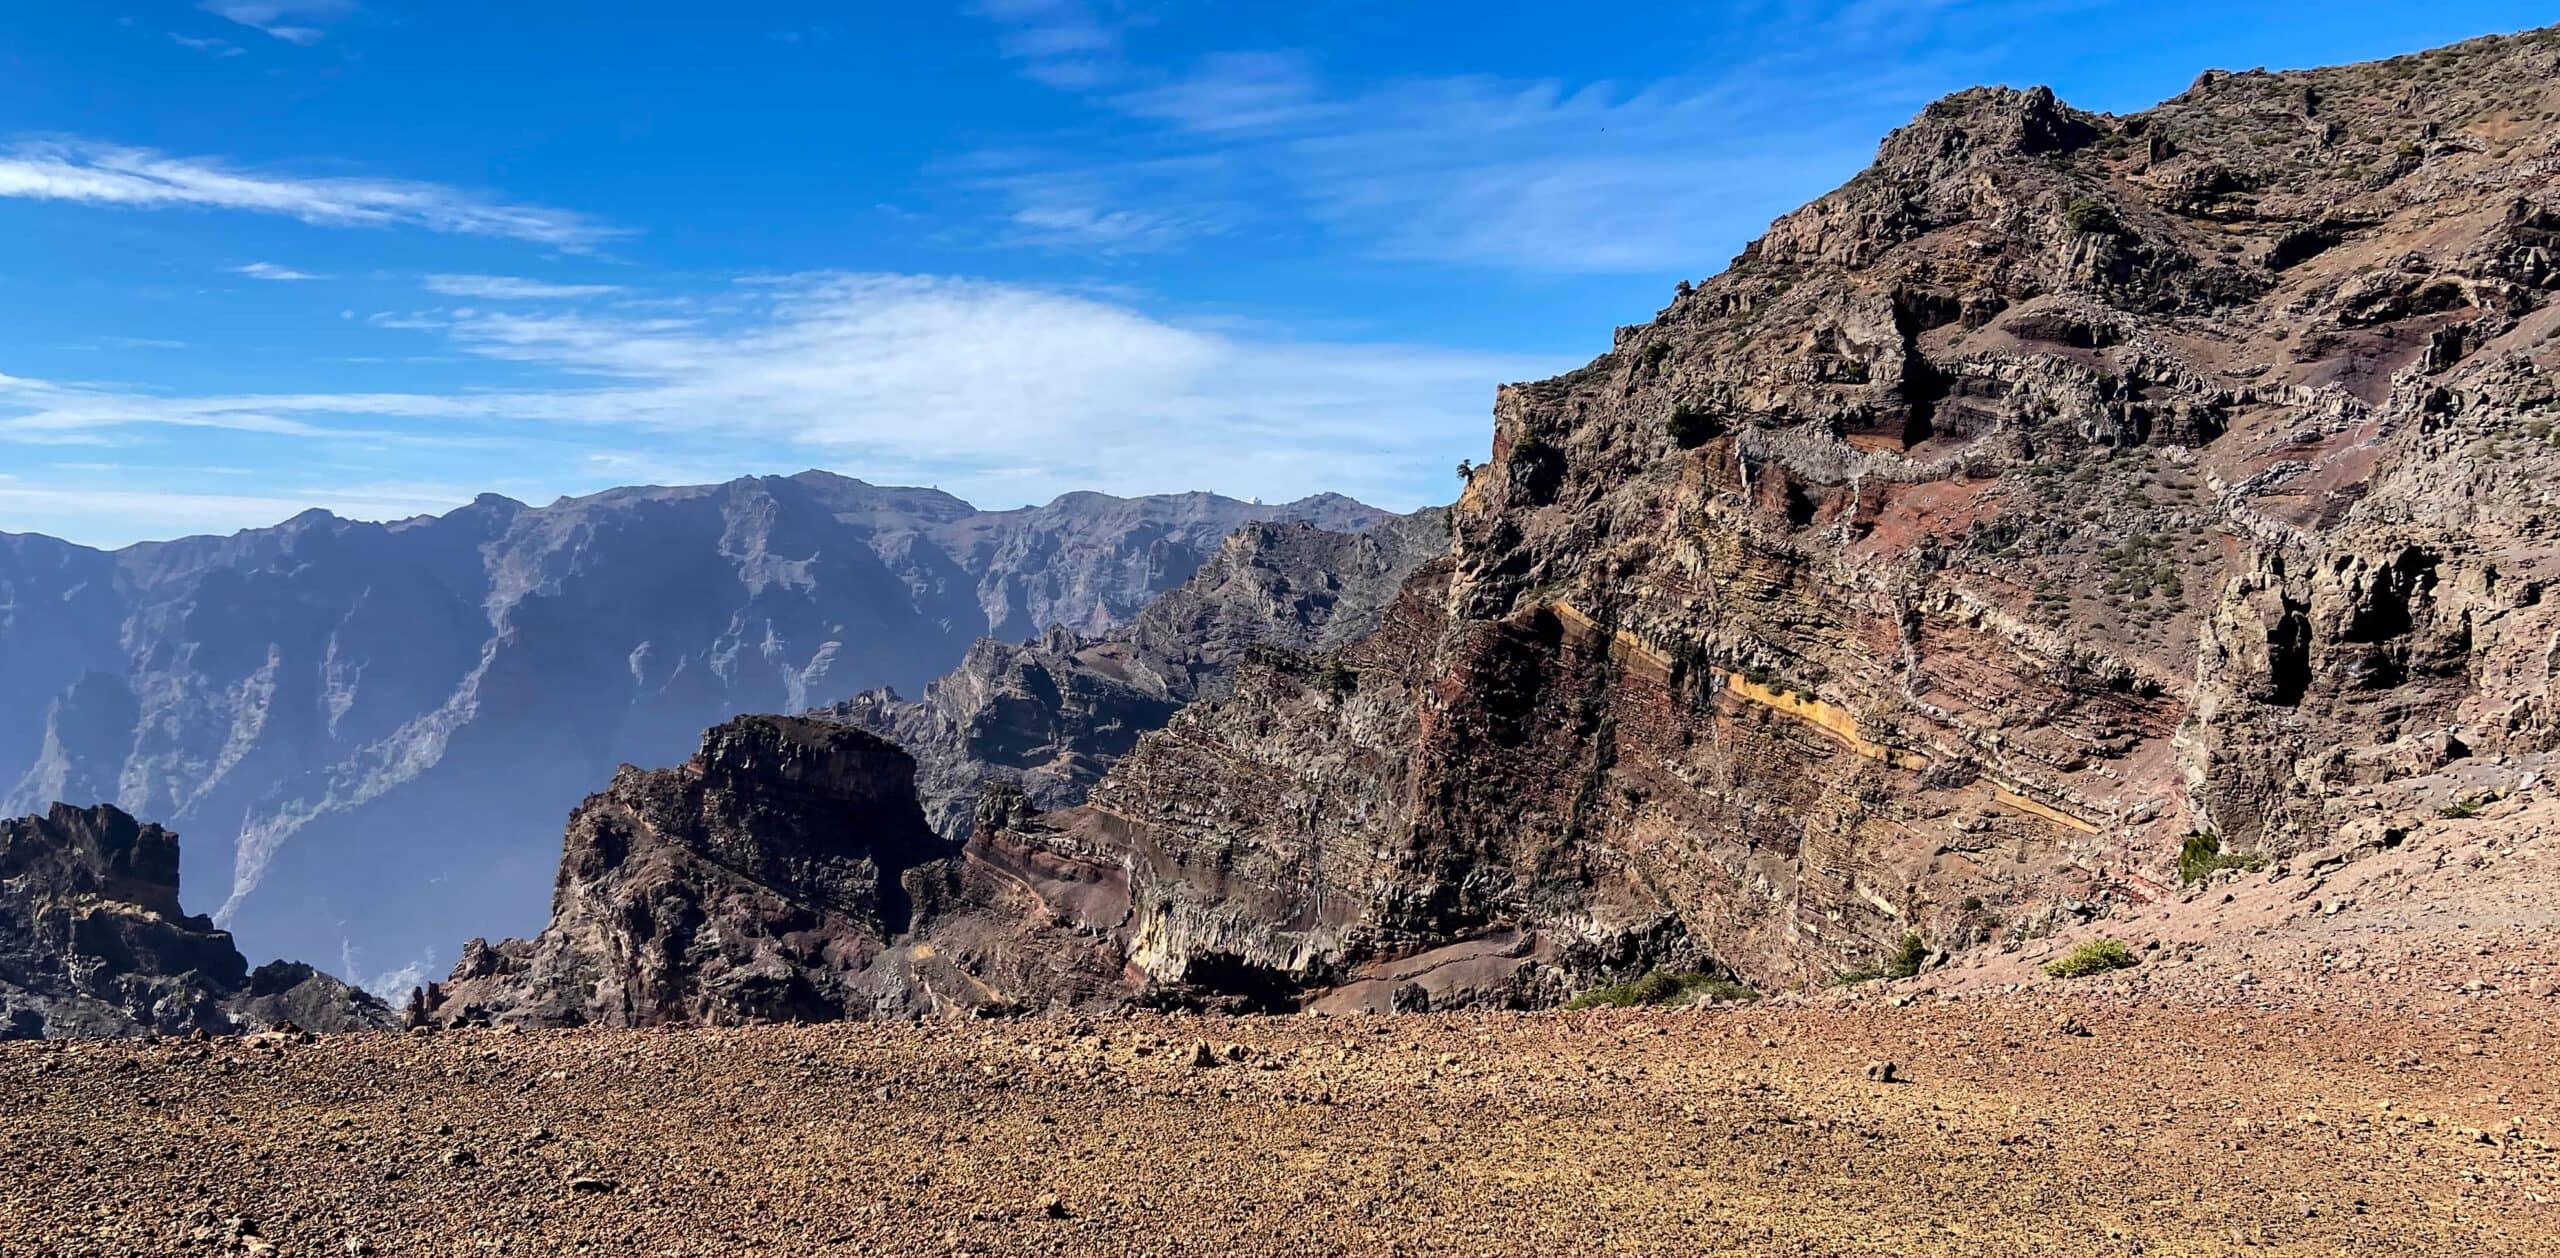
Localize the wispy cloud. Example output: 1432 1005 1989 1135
0 139 620 248
421 274 624 300
0 272 1555 517
971 0 1128 89
967 1 2033 273
170 33 247 58
235 261 325 281
1005 199 1191 252
199 0 353 46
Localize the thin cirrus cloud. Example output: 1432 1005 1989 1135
969 0 1128 89
171 33 247 58
421 274 626 300
198 0 355 46
234 261 326 281
0 273 1562 530
966 1 2025 273
0 139 620 248
1004 199 1192 252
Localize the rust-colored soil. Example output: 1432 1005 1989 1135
4 995 2555 1257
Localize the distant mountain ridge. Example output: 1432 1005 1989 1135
0 471 1393 986
829 510 1449 837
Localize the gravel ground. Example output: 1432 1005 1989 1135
4 995 2555 1257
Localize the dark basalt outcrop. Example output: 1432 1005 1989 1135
0 472 1390 984
0 803 388 1038
829 511 1447 836
964 28 2560 1006
420 717 1016 1026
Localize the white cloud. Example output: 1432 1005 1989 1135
171 33 247 58
421 274 624 300
971 0 1126 89
0 481 473 542
967 1 2033 274
0 139 619 248
1005 200 1189 252
235 261 325 281
199 0 352 45
0 272 1560 518
1116 51 1323 133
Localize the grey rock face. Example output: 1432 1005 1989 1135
829 510 1447 836
0 472 1388 986
0 803 388 1038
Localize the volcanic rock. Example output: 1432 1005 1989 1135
971 27 2560 1005
830 510 1446 836
417 716 956 1026
0 803 388 1038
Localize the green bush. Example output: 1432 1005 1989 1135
2177 831 2262 885
1667 404 1720 449
1564 970 1758 1010
1884 932 1928 979
2438 797 2483 820
2063 197 2121 235
2044 938 2138 979
1838 933 1930 985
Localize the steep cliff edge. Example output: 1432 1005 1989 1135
829 511 1447 836
0 804 388 1038
977 28 2560 1002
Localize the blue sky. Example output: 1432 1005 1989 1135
0 1 2550 546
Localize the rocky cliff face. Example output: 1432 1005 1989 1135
828 510 1447 836
0 472 1388 987
964 28 2560 1005
420 716 1130 1025
0 803 387 1038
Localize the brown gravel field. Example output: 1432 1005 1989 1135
3 993 2555 1257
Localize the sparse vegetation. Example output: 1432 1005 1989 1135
1667 404 1720 449
1564 969 1758 1009
2099 532 2185 622
2439 797 2485 819
1885 932 1928 979
2044 938 2138 979
2063 197 2122 235
2177 831 2263 885
1838 933 1930 984
1318 658 1357 696
1505 435 1566 502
